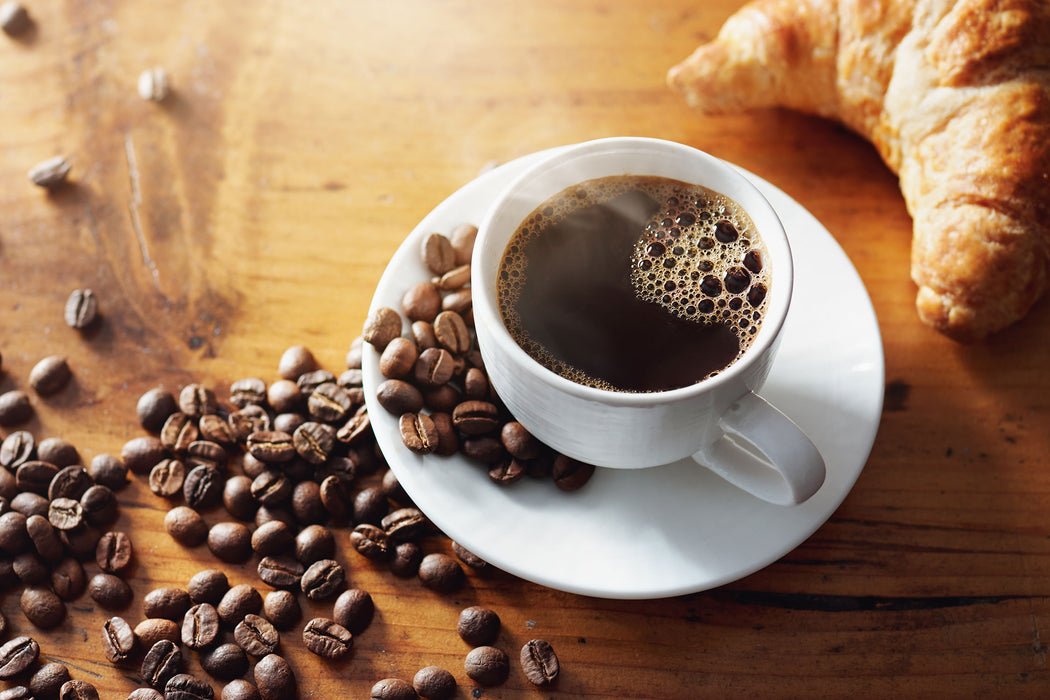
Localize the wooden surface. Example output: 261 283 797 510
2 1 1050 697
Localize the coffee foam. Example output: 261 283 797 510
498 175 771 388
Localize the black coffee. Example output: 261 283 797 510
497 175 770 392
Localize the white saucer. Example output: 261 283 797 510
362 149 884 599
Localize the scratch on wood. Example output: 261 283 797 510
42 655 104 678
124 132 161 289
1032 614 1047 666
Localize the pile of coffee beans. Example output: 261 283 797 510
364 223 595 492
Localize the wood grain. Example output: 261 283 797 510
1 0 1049 697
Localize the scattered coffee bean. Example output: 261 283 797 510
278 346 317 380
101 616 137 663
0 390 33 426
137 388 178 432
294 523 334 564
29 662 71 699
0 1 30 36
150 459 187 498
143 586 191 621
184 464 224 511
389 541 423 578
121 436 167 474
165 507 208 547
257 555 303 590
59 680 100 700
421 232 456 275
464 645 509 686
48 497 83 530
520 638 560 687
165 673 213 700
28 356 71 395
369 678 417 700
332 588 374 635
0 430 34 470
220 680 260 700
253 654 295 700
50 557 86 600
234 614 280 658
551 454 595 491
29 156 72 188
207 522 252 563
457 606 500 646
135 618 181 649
246 431 296 463
0 636 39 679
26 514 63 562
418 553 464 594
20 586 65 629
412 666 456 700
200 643 248 682
302 617 352 660
181 604 221 650
350 523 391 560
95 530 133 573
262 589 301 631
48 464 91 500
363 307 403 351
398 413 438 455
217 584 262 627
300 558 344 601
188 569 229 605
89 572 133 610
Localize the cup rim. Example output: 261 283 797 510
472 136 793 407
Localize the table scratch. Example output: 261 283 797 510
124 131 161 290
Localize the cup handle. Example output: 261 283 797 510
692 392 826 505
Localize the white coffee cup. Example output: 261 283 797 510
471 137 825 505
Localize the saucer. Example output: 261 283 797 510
362 149 884 599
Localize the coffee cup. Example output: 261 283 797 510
471 137 825 505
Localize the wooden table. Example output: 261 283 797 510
2 1 1049 697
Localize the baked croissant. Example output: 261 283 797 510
667 0 1050 342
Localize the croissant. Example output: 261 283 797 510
667 0 1050 342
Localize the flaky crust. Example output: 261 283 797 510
668 0 1050 341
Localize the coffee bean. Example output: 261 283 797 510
102 616 137 663
402 281 442 323
20 586 65 629
418 553 464 594
318 475 351 520
412 666 456 700
389 541 422 578
135 618 181 650
220 680 260 700
29 355 71 395
145 459 184 499
14 551 48 585
18 460 58 495
460 436 505 464
250 469 291 507
422 384 459 413
429 413 458 456
292 422 335 465
137 388 178 432
229 406 271 442
294 524 334 564
63 289 98 328
188 570 229 605
3 687 33 700
234 614 280 658
181 604 220 650
230 378 267 409
452 401 500 435
413 348 454 388
376 380 423 415
307 382 352 423
122 436 167 474
217 585 262 627
421 232 456 275
199 414 237 447
249 521 291 558
186 440 227 471
266 380 302 414
332 588 374 635
379 337 418 379
398 413 438 455
300 559 344 601
25 514 63 562
48 465 92 501
89 572 133 610
457 606 500 646
220 475 255 522
29 662 71 699
278 345 317 380
335 407 371 446
165 673 214 700
59 680 100 700
253 654 296 700
143 587 191 620
207 522 252 563
519 639 560 687
433 311 471 355
36 437 78 466
127 689 165 700
488 457 525 485
464 646 509 686
184 464 224 511
200 643 248 682
436 263 470 291
257 556 303 590
161 413 199 454
246 431 295 463
0 511 29 554
50 557 85 600
499 421 540 460
81 484 118 527
95 530 133 573
262 590 301 632
0 390 32 426
381 507 429 542
551 455 595 491
290 480 325 525
369 678 417 700
165 507 208 547
350 523 391 560
302 617 352 660
48 497 83 530
441 286 472 315
179 383 218 418
0 431 34 470
411 321 437 352
0 637 39 679
58 523 101 559
352 487 388 526
10 491 46 518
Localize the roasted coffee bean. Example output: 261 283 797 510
277 346 316 382
464 646 509 686
181 604 220 650
29 662 71 699
10 491 46 518
452 401 500 435
102 616 137 663
184 464 224 511
256 556 303 590
138 388 178 432
422 232 456 275
18 460 59 495
292 421 335 464
363 307 403 351
143 587 191 621
369 678 417 700
246 431 295 463
89 572 133 610
58 523 101 559
381 507 429 542
307 382 352 423
188 569 229 605
376 380 424 415
272 412 305 435
488 457 525 485
499 421 540 460
251 521 293 558
165 673 214 700
520 639 560 687
296 369 335 396
81 483 118 527
222 475 256 521
411 321 438 352
207 522 252 563
253 654 295 700
48 465 92 501
462 367 489 400
0 431 34 470
179 383 218 418
186 440 227 471
398 413 438 455
230 378 267 409
64 289 98 329
59 680 100 700
389 541 423 578
412 666 456 700
421 384 460 413
122 436 167 474
36 435 77 469
199 414 236 447
135 618 181 650
350 523 391 560
228 406 271 442
552 455 595 491
443 288 472 315
141 640 183 690
220 680 260 700
433 310 471 355
50 557 85 600
413 348 455 388
429 412 458 456
295 524 334 564
48 497 83 530
25 514 63 562
14 551 48 585
21 586 65 629
418 553 464 594
300 559 344 601
317 475 351 520
0 636 39 679
352 486 388 526
379 337 418 379
402 281 442 323
302 617 352 660
457 606 500 646
200 643 248 682
265 380 301 414
332 588 374 635
165 507 208 547
262 590 301 632
336 406 371 445
436 263 470 291
233 614 279 658
217 585 262 627
0 511 29 554
0 684 29 700
161 413 199 454
254 506 294 530
96 530 133 573
460 436 506 464
452 542 488 570
29 356 71 395
250 469 292 507
290 480 324 525
0 390 32 426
